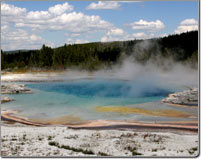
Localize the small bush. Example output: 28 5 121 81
152 148 157 152
98 152 109 156
22 134 26 140
127 146 142 156
48 136 52 140
188 147 198 155
48 141 59 146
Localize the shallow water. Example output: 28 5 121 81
2 79 197 123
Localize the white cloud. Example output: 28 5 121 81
1 24 9 31
119 1 141 2
180 19 198 26
1 25 54 50
71 34 81 37
100 36 108 42
106 28 124 36
101 36 120 42
101 29 156 42
66 38 89 44
48 2 73 15
1 3 26 16
51 12 113 33
3 2 163 50
30 34 42 41
2 2 117 50
174 18 198 34
2 3 113 33
132 32 155 39
86 1 141 10
133 32 147 38
86 1 120 10
159 33 168 38
75 39 89 44
101 27 132 42
128 19 165 32
26 11 51 20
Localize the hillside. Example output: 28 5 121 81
1 31 198 71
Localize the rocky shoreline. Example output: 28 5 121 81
162 88 198 106
1 96 14 104
1 84 31 104
1 84 32 94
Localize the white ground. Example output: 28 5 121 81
1 71 101 82
1 125 198 157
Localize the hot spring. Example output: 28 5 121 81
2 78 196 124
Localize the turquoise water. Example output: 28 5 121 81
3 78 192 122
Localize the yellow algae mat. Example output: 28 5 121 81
31 115 86 125
95 106 190 118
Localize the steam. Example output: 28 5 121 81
61 39 198 90
57 57 197 99
2 40 197 92
107 40 197 88
111 58 198 88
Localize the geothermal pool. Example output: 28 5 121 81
2 79 197 124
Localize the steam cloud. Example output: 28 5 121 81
61 40 198 92
2 40 197 94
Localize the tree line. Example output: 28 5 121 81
1 31 198 71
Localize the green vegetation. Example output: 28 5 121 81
48 141 94 155
1 31 198 71
188 147 198 155
48 136 52 140
98 152 110 156
38 136 43 141
152 148 157 152
127 146 142 156
60 145 94 154
22 134 26 140
48 141 59 146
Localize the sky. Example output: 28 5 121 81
1 1 198 51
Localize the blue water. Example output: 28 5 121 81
3 78 187 122
28 79 172 98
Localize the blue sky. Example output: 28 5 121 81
1 1 198 50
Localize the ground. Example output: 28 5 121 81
1 125 198 157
